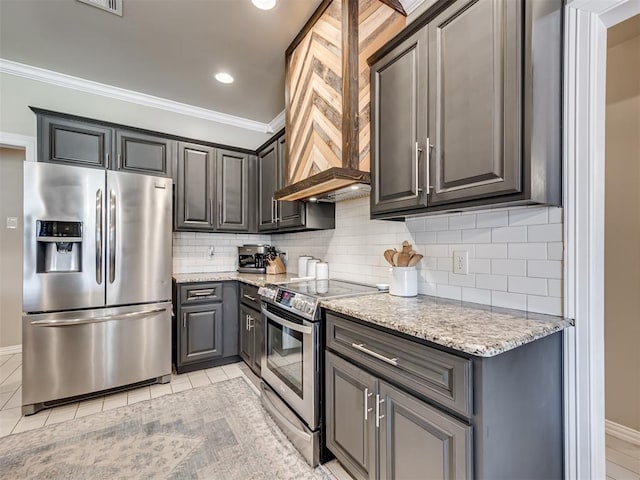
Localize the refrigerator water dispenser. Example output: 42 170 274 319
36 220 83 273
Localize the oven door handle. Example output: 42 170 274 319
261 307 313 335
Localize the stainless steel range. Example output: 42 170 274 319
257 279 378 466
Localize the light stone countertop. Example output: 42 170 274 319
320 293 573 357
172 272 298 287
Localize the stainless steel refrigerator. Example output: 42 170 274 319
22 162 172 415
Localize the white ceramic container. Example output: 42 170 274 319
298 256 313 277
389 266 418 297
307 259 320 278
316 262 329 280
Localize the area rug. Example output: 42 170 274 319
0 377 331 480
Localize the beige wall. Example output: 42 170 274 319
0 73 273 150
0 147 24 348
605 23 640 432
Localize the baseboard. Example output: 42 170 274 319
0 344 21 355
606 419 640 446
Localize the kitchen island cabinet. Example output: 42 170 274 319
172 280 240 373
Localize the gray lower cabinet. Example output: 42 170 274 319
37 114 113 169
172 281 239 374
115 130 174 177
175 142 216 231
239 283 263 376
326 351 471 480
325 312 563 480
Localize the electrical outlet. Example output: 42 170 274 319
208 246 215 258
453 250 468 275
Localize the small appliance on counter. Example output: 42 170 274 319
237 244 269 273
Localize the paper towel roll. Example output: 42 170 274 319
298 256 312 277
307 259 320 278
316 262 329 280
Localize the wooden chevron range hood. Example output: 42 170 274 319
275 0 406 202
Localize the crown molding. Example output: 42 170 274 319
267 109 286 133
400 0 426 15
0 58 277 134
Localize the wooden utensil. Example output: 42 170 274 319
392 251 400 266
401 241 413 254
383 249 396 266
397 252 411 266
407 254 423 267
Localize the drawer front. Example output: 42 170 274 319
239 283 260 310
326 312 472 418
179 283 223 304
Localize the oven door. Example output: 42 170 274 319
261 303 319 430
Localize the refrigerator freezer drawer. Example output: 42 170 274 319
22 302 171 413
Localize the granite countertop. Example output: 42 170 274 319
172 272 299 287
320 294 573 358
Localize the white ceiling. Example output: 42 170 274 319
0 0 323 124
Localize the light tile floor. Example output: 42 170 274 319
0 352 353 479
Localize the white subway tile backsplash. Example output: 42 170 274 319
528 223 562 242
508 243 547 259
508 276 548 296
175 197 563 316
527 260 562 279
491 226 528 243
492 291 528 311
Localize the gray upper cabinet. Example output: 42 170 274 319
175 142 216 231
258 141 280 232
216 149 251 232
115 130 174 177
369 0 562 217
38 114 113 169
276 135 305 230
370 28 428 216
427 0 521 206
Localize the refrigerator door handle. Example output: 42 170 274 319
109 189 116 284
30 307 167 327
96 189 103 285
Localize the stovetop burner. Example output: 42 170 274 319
258 279 379 320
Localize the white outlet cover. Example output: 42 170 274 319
453 250 468 275
6 217 18 229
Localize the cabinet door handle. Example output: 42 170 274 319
415 142 423 196
106 153 110 168
351 343 398 366
364 388 373 421
218 201 223 227
183 313 187 330
271 197 276 223
243 294 257 302
274 199 279 222
376 394 385 428
209 199 214 226
426 137 433 194
117 153 122 169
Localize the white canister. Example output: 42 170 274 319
307 259 320 278
316 262 329 280
298 256 313 277
389 266 418 297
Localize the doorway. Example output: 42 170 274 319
604 13 640 479
0 146 24 351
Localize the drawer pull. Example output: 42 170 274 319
189 289 215 297
376 394 385 428
364 388 373 421
351 343 398 366
243 294 257 302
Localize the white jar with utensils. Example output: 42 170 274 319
389 266 418 297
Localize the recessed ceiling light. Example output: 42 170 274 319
350 185 360 190
309 197 318 202
252 0 276 10
214 72 234 84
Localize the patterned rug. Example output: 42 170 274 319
0 377 330 480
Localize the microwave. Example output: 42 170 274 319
238 245 268 273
